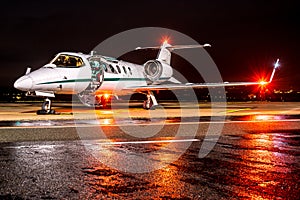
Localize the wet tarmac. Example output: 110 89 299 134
1 114 300 128
0 102 300 199
0 130 299 199
2 101 300 121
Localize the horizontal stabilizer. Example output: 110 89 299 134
166 44 211 51
136 41 211 65
136 43 211 51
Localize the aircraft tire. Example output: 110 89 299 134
36 109 56 115
36 110 47 115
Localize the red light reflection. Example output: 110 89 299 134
236 132 294 199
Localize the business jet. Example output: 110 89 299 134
14 41 280 114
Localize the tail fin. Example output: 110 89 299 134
157 41 172 64
136 41 211 65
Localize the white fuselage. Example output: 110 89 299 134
96 60 147 95
14 52 172 97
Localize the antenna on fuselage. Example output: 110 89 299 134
25 67 31 75
90 51 97 56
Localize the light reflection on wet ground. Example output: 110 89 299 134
0 130 299 199
205 131 300 199
1 114 300 127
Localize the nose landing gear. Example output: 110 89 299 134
36 98 56 115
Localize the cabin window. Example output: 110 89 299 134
116 65 121 73
128 67 132 75
122 66 127 74
107 64 118 74
52 54 84 67
109 65 114 73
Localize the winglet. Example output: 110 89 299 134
268 58 280 83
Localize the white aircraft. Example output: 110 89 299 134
14 41 280 114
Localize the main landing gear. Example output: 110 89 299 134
36 98 56 115
143 91 159 110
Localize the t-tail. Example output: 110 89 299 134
136 41 211 65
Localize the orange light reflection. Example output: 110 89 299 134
237 132 290 199
254 115 272 121
99 118 114 125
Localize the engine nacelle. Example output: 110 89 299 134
143 60 173 84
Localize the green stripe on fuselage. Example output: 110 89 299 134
37 77 169 85
37 79 91 85
104 78 168 81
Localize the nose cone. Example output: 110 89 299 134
14 76 33 91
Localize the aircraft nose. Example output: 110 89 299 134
14 76 33 91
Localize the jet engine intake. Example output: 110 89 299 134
143 60 173 84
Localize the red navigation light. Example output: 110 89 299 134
259 80 268 86
258 78 268 89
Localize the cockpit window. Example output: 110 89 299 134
52 54 84 67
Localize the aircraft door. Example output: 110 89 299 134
77 56 106 107
88 56 106 92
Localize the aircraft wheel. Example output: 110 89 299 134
37 110 47 115
36 109 56 115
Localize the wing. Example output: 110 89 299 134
124 81 260 92
124 58 279 92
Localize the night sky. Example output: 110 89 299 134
1 0 299 90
